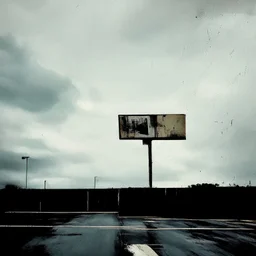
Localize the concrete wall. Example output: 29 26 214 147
1 187 256 219
119 187 256 219
0 189 119 212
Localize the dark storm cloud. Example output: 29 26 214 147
0 151 23 171
0 150 56 172
0 116 51 152
0 143 93 173
0 147 93 188
0 35 78 122
0 117 92 180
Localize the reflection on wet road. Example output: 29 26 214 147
23 214 121 256
1 213 256 255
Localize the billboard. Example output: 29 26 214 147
118 114 186 140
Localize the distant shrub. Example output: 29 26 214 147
3 184 22 190
188 183 219 188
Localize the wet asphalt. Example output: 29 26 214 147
1 213 256 256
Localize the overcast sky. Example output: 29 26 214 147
0 0 256 189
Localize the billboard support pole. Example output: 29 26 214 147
143 139 153 188
119 114 186 189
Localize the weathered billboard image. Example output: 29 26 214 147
156 114 186 139
119 114 186 140
119 115 156 139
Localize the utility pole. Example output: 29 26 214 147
21 156 30 189
143 139 153 188
94 176 98 189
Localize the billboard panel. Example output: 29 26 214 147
118 114 186 140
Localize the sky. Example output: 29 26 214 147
0 0 256 189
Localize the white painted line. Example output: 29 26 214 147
119 217 242 221
241 220 256 223
119 216 158 219
5 211 118 214
0 225 145 229
146 218 241 222
127 244 158 256
139 244 162 246
227 221 255 225
0 225 254 231
122 217 256 224
241 223 256 227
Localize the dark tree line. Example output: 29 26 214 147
2 184 22 190
188 183 252 188
188 183 219 188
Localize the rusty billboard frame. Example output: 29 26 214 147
118 114 186 188
118 114 186 140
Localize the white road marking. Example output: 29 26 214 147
146 218 242 222
5 211 118 214
241 220 256 223
5 213 256 224
119 216 158 219
0 225 254 231
241 223 256 227
222 221 256 227
127 244 158 256
119 217 244 221
140 244 162 246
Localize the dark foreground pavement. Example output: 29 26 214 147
0 213 256 256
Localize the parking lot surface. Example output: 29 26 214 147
1 212 256 255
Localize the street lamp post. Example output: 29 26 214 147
21 156 30 189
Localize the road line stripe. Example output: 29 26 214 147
127 244 158 256
240 223 256 227
124 244 162 246
5 211 118 214
0 225 254 231
119 217 245 221
5 214 255 223
119 216 158 219
0 225 145 229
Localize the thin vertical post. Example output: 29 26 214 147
44 180 46 189
87 190 89 211
25 158 28 189
148 140 153 188
22 156 30 189
94 176 97 189
117 189 120 210
143 139 153 188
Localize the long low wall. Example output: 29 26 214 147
1 187 256 219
